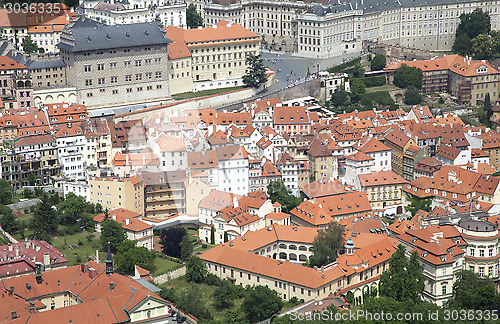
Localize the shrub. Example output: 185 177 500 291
204 272 222 286
328 58 361 73
359 75 386 87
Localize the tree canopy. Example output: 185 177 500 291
393 64 423 89
99 218 127 254
330 86 349 108
186 256 207 283
242 286 283 323
0 205 19 234
186 4 204 29
309 221 345 267
371 54 386 71
447 270 500 310
453 9 491 55
180 233 194 261
114 240 156 275
21 36 40 55
159 227 187 259
349 78 366 102
267 180 301 213
379 245 425 303
29 193 58 242
0 179 14 205
404 87 422 105
243 54 267 88
405 193 432 217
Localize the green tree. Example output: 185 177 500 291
453 8 491 55
371 54 386 71
63 0 80 9
21 36 40 54
393 64 423 89
22 188 35 199
114 240 157 275
186 256 207 283
178 285 213 320
0 179 14 205
405 193 432 216
447 270 500 310
0 205 19 234
210 226 215 245
350 78 366 102
58 192 94 229
180 233 193 261
186 3 203 29
379 245 425 303
242 286 283 323
159 227 186 258
484 92 492 125
309 221 345 267
27 172 37 186
404 87 422 105
29 193 58 242
213 280 237 310
330 87 349 108
471 34 495 59
267 180 301 213
99 218 127 254
242 54 267 88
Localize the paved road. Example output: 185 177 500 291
261 51 364 93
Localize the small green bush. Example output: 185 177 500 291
359 75 386 87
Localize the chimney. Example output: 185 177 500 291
125 218 130 226
8 245 12 252
233 196 238 208
2 249 6 261
43 252 50 266
109 282 115 291
26 241 30 249
112 214 116 221
11 311 17 320
9 285 14 295
29 302 35 314
15 246 19 257
35 245 41 252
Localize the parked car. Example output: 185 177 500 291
176 316 186 323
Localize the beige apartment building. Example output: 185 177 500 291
89 176 144 214
81 119 113 169
58 18 171 108
166 20 261 88
142 171 187 219
356 170 408 211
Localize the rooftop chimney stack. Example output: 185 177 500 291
43 252 50 267
109 282 115 291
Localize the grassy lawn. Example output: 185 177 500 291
162 276 244 321
366 84 399 93
154 257 183 276
16 211 33 224
51 232 99 266
171 86 246 100
193 243 215 253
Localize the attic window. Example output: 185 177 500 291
421 251 428 257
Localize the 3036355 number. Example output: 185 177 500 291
4 3 61 14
